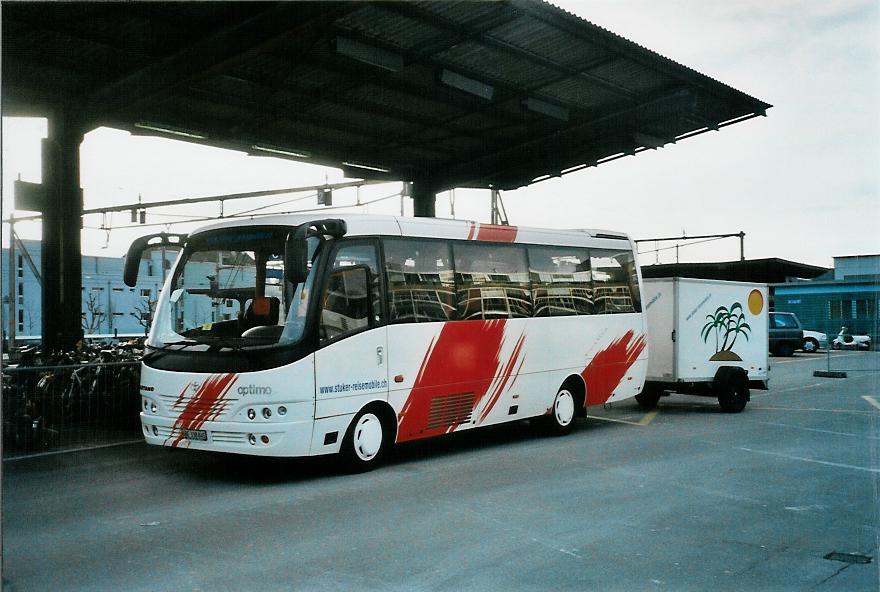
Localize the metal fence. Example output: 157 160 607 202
2 360 142 459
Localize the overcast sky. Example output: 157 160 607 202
2 0 878 268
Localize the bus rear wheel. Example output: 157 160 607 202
545 388 576 435
341 409 389 472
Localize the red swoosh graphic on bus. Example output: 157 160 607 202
466 222 518 242
581 330 646 406
167 373 238 447
478 332 526 423
397 320 511 442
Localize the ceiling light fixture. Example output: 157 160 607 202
522 98 569 121
133 123 206 139
335 36 404 72
440 69 494 100
251 144 310 159
342 161 390 173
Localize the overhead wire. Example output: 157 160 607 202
79 189 403 232
637 235 728 255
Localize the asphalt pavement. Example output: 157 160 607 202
2 351 878 591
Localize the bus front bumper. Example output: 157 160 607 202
140 413 316 457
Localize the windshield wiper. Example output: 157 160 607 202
197 336 247 353
142 339 201 362
161 339 201 347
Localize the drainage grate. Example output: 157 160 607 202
823 551 872 565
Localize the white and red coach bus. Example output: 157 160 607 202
126 214 648 470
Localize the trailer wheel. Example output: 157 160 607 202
340 408 390 472
716 375 749 413
635 386 662 409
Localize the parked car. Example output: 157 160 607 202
801 330 827 353
832 327 871 350
769 312 804 357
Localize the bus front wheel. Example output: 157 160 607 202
545 388 576 436
341 409 389 472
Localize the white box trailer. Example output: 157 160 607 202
640 277 769 412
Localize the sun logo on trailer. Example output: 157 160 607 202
701 302 752 361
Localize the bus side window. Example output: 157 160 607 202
590 248 641 314
453 243 532 320
384 239 455 323
528 246 592 317
320 242 382 344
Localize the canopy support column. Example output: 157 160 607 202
411 180 437 218
41 113 85 352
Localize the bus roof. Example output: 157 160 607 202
189 213 634 249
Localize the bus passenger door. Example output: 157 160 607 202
313 241 388 428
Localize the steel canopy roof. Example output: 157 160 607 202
2 1 771 192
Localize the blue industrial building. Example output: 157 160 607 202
2 239 174 341
773 255 880 342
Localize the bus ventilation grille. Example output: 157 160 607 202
427 393 475 429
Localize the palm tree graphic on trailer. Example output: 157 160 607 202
701 302 751 361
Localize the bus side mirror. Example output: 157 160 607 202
124 232 186 287
285 232 309 284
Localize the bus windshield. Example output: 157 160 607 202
147 226 320 351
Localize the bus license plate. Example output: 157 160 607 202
183 429 207 441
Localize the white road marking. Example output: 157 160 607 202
862 396 880 411
750 383 825 397
756 420 880 440
748 405 876 415
588 415 648 427
736 446 880 473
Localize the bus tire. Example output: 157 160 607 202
545 387 576 436
341 408 389 472
635 386 662 409
716 373 749 413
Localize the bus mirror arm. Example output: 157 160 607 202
123 232 187 287
285 219 347 284
285 227 310 284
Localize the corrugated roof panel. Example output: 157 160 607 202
435 41 558 89
387 144 454 164
589 58 670 94
539 77 622 111
196 75 269 105
419 2 508 27
3 1 770 192
488 15 611 69
310 102 421 137
421 134 494 157
274 118 370 148
335 4 443 52
443 111 519 135
348 85 461 121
